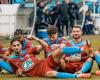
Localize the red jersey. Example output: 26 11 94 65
44 37 66 58
8 47 58 77
0 41 5 54
5 39 33 55
65 40 88 61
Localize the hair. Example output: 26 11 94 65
10 38 21 45
14 29 23 36
47 26 58 36
73 25 82 30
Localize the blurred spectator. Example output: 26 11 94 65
68 0 79 33
50 1 62 37
29 10 34 27
58 0 79 36
83 10 94 35
97 0 100 13
0 0 8 4
35 1 45 37
58 0 70 36
42 8 52 26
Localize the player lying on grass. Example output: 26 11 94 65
0 38 91 78
4 29 33 59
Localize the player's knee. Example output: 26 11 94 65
94 51 100 56
46 71 57 77
87 58 93 62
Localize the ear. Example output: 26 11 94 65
81 30 83 35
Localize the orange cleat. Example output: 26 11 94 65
78 73 91 78
96 70 100 76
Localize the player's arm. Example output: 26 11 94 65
3 48 11 60
64 57 81 62
27 35 49 48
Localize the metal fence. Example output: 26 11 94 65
0 13 32 38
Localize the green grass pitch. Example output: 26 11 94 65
0 35 100 80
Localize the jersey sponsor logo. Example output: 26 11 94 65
70 53 81 58
22 59 34 71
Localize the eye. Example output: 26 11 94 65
13 45 16 47
17 44 20 46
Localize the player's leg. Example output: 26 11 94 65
46 70 91 78
94 51 100 68
94 50 100 76
51 45 89 63
79 58 93 73
60 59 75 73
0 60 13 73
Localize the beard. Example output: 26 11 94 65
73 35 81 39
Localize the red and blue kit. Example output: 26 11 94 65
8 47 58 77
63 40 88 73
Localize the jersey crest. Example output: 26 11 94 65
22 58 34 71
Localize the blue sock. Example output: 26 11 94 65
62 47 82 55
56 72 77 78
95 54 100 65
0 60 13 73
81 61 92 73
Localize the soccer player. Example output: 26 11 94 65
0 40 5 72
92 48 100 76
3 29 33 59
0 41 5 57
28 26 66 58
43 26 66 58
60 25 93 73
0 38 91 78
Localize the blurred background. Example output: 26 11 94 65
0 0 100 39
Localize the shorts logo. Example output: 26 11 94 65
22 59 33 71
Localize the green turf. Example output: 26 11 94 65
0 35 100 80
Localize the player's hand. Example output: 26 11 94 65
50 44 60 50
82 39 92 54
82 45 92 54
16 68 23 77
27 35 34 40
60 44 66 49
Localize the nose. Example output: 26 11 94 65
15 45 19 50
50 38 54 41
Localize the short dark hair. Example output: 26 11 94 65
10 38 21 45
47 26 58 36
14 29 23 36
73 25 82 30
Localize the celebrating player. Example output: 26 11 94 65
60 25 93 73
0 38 91 78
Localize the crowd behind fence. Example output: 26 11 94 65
0 0 100 38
